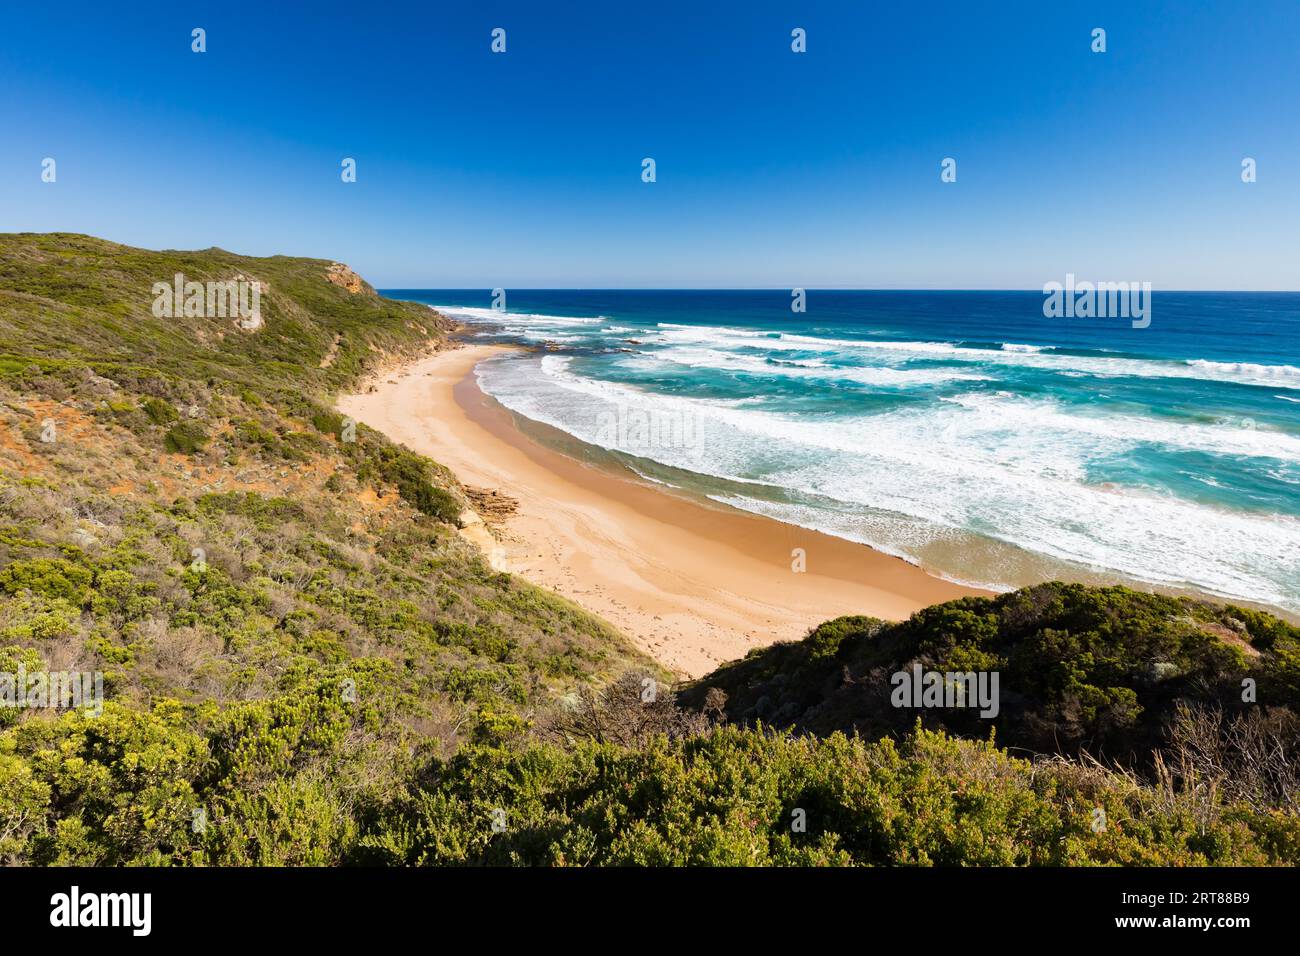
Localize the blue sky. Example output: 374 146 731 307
1 1 1297 288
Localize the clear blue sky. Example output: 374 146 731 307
1 1 1297 288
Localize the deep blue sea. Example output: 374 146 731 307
383 290 1300 614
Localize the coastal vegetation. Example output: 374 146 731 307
0 234 1295 866
682 583 1300 769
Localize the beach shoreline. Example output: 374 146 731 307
338 342 987 678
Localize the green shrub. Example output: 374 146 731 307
141 397 178 424
371 726 1299 867
683 582 1294 767
0 558 93 604
164 421 208 454
369 445 461 524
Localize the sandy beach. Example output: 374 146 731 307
339 344 984 677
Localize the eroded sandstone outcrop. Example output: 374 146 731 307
326 262 364 293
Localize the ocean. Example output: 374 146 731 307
382 289 1300 616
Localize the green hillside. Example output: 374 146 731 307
681 582 1300 766
0 232 439 390
0 234 1295 866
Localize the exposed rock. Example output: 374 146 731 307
462 485 519 526
326 262 364 294
319 333 342 369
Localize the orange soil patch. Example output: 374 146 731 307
1200 621 1263 658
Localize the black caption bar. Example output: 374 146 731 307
0 866 1281 943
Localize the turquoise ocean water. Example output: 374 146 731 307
384 290 1300 615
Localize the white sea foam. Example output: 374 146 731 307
625 346 988 388
500 326 584 343
649 323 1300 390
428 310 1300 394
937 392 1300 462
432 305 604 326
1186 359 1300 384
